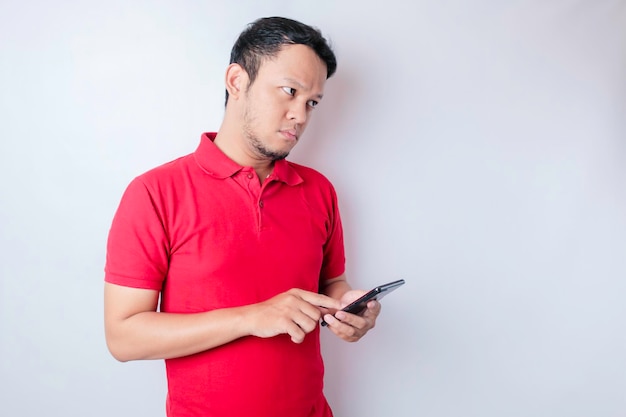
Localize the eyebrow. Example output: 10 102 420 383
283 78 324 100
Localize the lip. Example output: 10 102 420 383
280 129 298 141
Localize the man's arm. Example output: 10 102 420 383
320 274 381 342
104 282 341 362
320 274 351 300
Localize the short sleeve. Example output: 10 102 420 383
319 183 346 281
104 177 169 290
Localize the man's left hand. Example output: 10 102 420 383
322 290 381 342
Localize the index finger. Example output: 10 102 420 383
290 289 342 310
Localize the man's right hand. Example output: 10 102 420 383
246 289 341 343
104 284 341 362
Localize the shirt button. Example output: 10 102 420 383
247 173 253 179
259 200 264 208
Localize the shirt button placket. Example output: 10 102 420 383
257 199 264 231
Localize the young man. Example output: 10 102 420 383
104 16 380 417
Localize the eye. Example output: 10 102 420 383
282 86 296 96
307 99 319 109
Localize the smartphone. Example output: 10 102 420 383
321 279 405 326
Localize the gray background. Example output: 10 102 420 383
1 1 625 416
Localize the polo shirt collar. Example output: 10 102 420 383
194 132 303 186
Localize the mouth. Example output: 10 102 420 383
280 129 298 142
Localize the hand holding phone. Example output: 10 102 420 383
321 279 405 326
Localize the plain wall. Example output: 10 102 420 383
1 1 625 416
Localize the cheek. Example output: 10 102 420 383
258 96 284 118
302 110 315 126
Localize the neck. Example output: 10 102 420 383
255 165 274 184
214 125 275 182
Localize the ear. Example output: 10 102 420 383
225 63 248 100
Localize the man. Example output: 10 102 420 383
104 16 380 417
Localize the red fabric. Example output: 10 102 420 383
105 133 344 416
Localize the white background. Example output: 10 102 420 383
1 1 625 416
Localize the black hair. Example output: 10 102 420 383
225 16 337 105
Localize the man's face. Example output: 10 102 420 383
241 44 328 161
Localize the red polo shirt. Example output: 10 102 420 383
105 133 345 417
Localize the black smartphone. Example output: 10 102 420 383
321 279 405 326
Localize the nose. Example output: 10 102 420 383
287 102 307 125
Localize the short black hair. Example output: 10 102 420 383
225 16 337 105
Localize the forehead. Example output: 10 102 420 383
256 44 327 89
